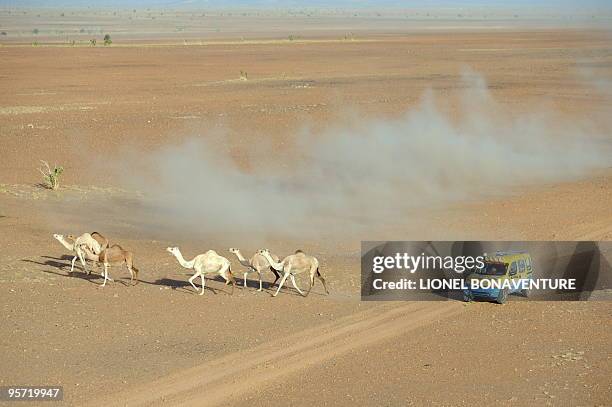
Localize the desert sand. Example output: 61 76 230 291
0 9 611 406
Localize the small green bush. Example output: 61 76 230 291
38 160 64 190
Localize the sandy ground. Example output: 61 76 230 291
1 18 611 406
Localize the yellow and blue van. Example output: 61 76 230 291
463 251 533 304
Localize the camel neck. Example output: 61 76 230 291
263 252 283 271
57 237 74 251
232 251 250 266
174 250 195 269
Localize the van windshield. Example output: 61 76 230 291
476 262 507 276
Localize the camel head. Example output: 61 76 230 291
228 247 240 254
53 233 64 241
166 246 180 256
256 248 270 256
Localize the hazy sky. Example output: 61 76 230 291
1 0 611 9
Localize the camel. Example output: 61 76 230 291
81 244 139 287
53 233 103 274
166 247 236 295
228 248 282 291
257 249 329 297
69 232 109 252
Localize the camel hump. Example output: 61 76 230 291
111 244 124 250
294 249 304 254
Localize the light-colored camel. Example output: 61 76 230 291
53 233 102 273
67 231 110 274
81 244 139 287
167 247 236 295
69 232 109 252
257 249 329 297
228 248 281 291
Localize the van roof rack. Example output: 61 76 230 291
494 251 528 256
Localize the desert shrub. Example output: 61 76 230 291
33 28 39 35
90 38 96 46
38 161 64 190
240 70 248 80
1 31 7 36
103 34 112 45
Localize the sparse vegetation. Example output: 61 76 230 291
103 34 112 45
38 160 63 190
240 70 248 81
1 31 7 36
32 28 39 35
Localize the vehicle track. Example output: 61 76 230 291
88 301 462 407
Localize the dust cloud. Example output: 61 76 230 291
115 70 612 242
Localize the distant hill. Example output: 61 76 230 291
1 0 611 10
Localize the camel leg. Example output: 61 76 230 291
126 263 134 284
77 248 88 274
272 272 290 297
101 263 109 287
188 273 200 294
307 268 328 296
219 264 234 295
258 271 263 292
270 268 281 288
229 268 236 295
318 272 329 295
243 272 248 289
200 274 206 296
290 275 306 296
70 256 77 273
80 255 88 274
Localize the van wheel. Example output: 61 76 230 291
521 288 530 298
463 292 473 302
496 288 508 304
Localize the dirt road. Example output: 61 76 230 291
89 302 461 407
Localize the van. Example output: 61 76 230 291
463 251 533 304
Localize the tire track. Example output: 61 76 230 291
89 301 462 407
